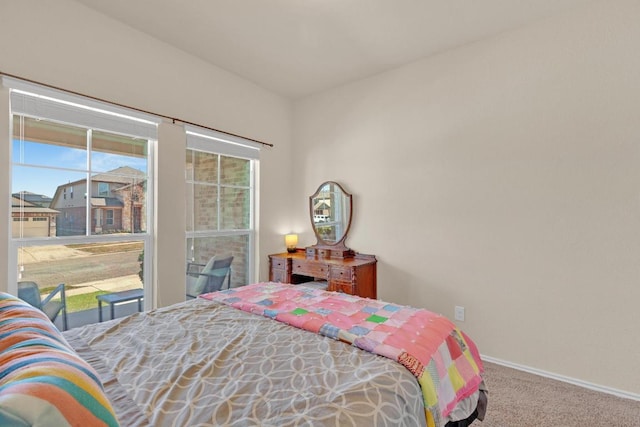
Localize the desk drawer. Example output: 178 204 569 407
270 269 287 283
329 266 352 281
332 280 355 295
270 258 287 269
292 260 327 278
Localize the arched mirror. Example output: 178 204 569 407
309 181 352 252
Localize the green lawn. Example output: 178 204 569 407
41 286 109 313
66 291 109 313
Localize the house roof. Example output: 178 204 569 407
11 207 59 214
12 191 53 206
11 196 59 214
91 166 145 184
90 197 124 208
57 166 145 188
12 196 36 208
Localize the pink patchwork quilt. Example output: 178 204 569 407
202 282 484 427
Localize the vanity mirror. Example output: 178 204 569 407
308 181 353 258
268 180 377 298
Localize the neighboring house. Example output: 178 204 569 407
50 166 146 235
11 194 59 238
12 191 53 208
313 200 330 220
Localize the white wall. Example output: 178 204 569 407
0 1 293 296
293 0 640 395
2 0 638 398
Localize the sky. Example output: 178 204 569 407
12 139 147 198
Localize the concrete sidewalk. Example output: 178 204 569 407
64 274 143 297
19 245 94 264
20 244 144 297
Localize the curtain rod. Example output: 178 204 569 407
0 70 274 148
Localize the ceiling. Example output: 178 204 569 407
74 0 593 99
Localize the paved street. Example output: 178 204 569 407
18 244 143 294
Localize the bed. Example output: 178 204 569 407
1 283 487 426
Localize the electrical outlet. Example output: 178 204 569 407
454 306 465 322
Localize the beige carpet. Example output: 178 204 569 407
479 362 640 426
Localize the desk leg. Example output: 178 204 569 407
98 300 103 322
137 297 142 312
110 303 115 320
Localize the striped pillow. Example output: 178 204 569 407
0 292 119 427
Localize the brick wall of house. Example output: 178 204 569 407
191 235 248 288
194 185 217 230
220 156 250 230
115 182 147 232
56 206 87 236
100 209 123 232
189 154 252 288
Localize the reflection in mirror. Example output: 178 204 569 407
310 181 352 247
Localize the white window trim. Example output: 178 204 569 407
185 128 260 286
4 77 157 304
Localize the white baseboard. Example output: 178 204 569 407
481 355 640 402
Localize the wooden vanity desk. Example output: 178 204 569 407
268 250 377 299
272 181 376 298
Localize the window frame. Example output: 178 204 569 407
98 182 109 196
185 127 260 287
105 209 114 226
4 77 159 303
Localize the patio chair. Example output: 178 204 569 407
17 281 68 331
186 255 233 299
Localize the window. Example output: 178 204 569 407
12 116 149 236
105 210 114 226
5 76 158 325
185 126 260 290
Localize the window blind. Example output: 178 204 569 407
3 76 159 140
185 124 261 160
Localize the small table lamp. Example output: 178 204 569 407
285 234 298 253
